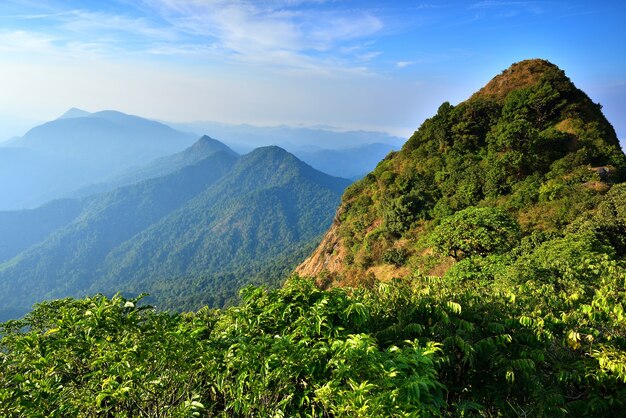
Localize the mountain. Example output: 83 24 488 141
93 146 349 307
294 142 400 179
0 110 196 210
57 107 92 119
0 199 85 264
70 135 238 197
18 110 195 171
0 145 348 320
297 59 626 285
169 120 404 153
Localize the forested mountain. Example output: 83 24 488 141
93 146 349 307
171 121 403 178
2 60 625 417
0 144 348 320
297 59 625 283
0 199 85 264
0 109 195 210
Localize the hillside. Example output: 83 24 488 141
0 145 348 320
291 58 626 415
70 135 237 197
95 146 349 308
297 59 626 284
0 110 195 210
0 199 85 264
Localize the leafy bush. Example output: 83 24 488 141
431 206 521 260
383 248 408 267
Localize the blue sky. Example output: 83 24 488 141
0 0 625 142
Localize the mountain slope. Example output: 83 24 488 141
0 110 195 209
0 146 348 318
70 135 237 197
0 151 238 317
297 59 626 284
0 199 85 264
96 146 350 298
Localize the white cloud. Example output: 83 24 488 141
0 1 387 74
143 0 385 71
59 10 178 42
396 61 412 68
0 30 57 53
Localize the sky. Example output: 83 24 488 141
0 0 625 143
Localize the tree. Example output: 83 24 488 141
431 206 521 260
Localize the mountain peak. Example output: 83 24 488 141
195 135 226 147
245 145 293 161
188 135 237 156
57 108 91 120
297 59 625 284
252 145 289 154
471 59 567 102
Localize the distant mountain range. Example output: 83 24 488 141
170 120 404 153
0 109 196 210
70 135 238 198
170 120 402 178
0 139 349 320
0 107 400 319
0 109 401 209
295 142 398 179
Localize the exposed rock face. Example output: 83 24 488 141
295 222 344 277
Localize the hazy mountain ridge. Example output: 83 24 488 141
0 199 85 264
0 144 348 319
0 110 196 210
170 120 404 152
69 135 238 198
294 142 400 179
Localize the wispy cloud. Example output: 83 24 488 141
0 1 387 74
141 0 385 72
59 10 178 42
0 30 57 53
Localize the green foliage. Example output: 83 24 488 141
0 294 209 417
431 206 521 260
1 280 447 417
4 264 625 416
383 248 408 267
329 59 626 280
